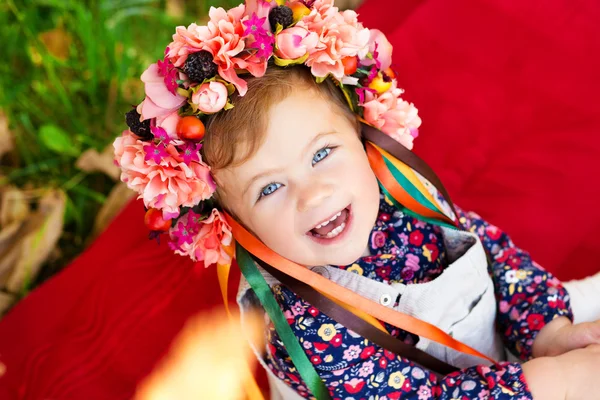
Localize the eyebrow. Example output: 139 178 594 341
242 130 337 199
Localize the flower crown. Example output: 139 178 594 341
113 0 422 269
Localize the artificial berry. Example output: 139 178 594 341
144 208 172 232
289 1 311 22
341 56 358 75
368 72 392 94
177 116 206 141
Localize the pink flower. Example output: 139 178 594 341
404 253 420 271
417 385 432 400
137 63 186 120
342 344 361 361
113 130 215 217
191 81 229 113
275 26 319 60
243 0 276 27
370 230 387 249
360 79 421 150
361 29 393 71
291 301 305 317
301 8 370 80
357 360 374 377
170 208 233 268
167 5 267 96
155 111 182 140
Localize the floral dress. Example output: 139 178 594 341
263 193 572 399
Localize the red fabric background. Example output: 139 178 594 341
1 0 599 398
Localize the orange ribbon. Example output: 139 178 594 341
224 213 495 364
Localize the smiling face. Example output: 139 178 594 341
214 89 381 267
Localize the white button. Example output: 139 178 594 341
379 293 393 306
310 266 330 279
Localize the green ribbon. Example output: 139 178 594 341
380 153 443 216
378 183 458 231
236 243 332 400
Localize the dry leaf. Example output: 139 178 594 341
0 111 13 158
0 190 66 293
76 144 120 180
0 222 22 282
38 26 72 61
0 186 29 228
92 182 135 237
134 309 263 400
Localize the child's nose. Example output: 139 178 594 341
296 182 335 213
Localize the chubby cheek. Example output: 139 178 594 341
247 203 302 260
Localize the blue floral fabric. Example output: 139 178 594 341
262 193 572 399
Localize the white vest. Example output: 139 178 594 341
237 227 509 399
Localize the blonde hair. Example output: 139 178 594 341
202 64 359 171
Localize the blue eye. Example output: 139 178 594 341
312 147 332 166
259 182 282 199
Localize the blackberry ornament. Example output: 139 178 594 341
125 108 152 140
269 5 294 32
183 50 219 83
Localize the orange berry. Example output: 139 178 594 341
177 116 205 141
342 56 358 75
144 208 172 232
289 2 311 22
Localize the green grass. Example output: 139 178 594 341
0 0 242 291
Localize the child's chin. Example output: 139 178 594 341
322 245 368 267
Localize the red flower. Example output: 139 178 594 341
286 372 300 384
510 292 526 306
360 346 375 359
308 307 319 317
485 225 503 240
376 265 392 278
527 313 545 331
268 343 277 356
431 386 443 396
331 333 343 347
379 357 388 369
387 392 402 400
310 355 322 365
402 379 412 391
423 243 439 262
343 378 365 394
384 349 396 360
380 213 391 222
409 230 424 246
314 342 330 353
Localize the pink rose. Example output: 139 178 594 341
275 26 319 60
155 111 181 139
137 63 186 120
167 5 267 96
302 10 370 80
170 208 233 268
191 81 228 113
113 130 215 217
360 80 421 150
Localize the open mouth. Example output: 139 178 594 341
307 205 351 240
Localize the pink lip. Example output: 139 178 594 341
306 205 353 246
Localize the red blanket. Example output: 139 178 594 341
2 0 599 398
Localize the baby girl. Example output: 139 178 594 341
114 1 600 399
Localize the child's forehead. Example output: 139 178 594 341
264 91 338 141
